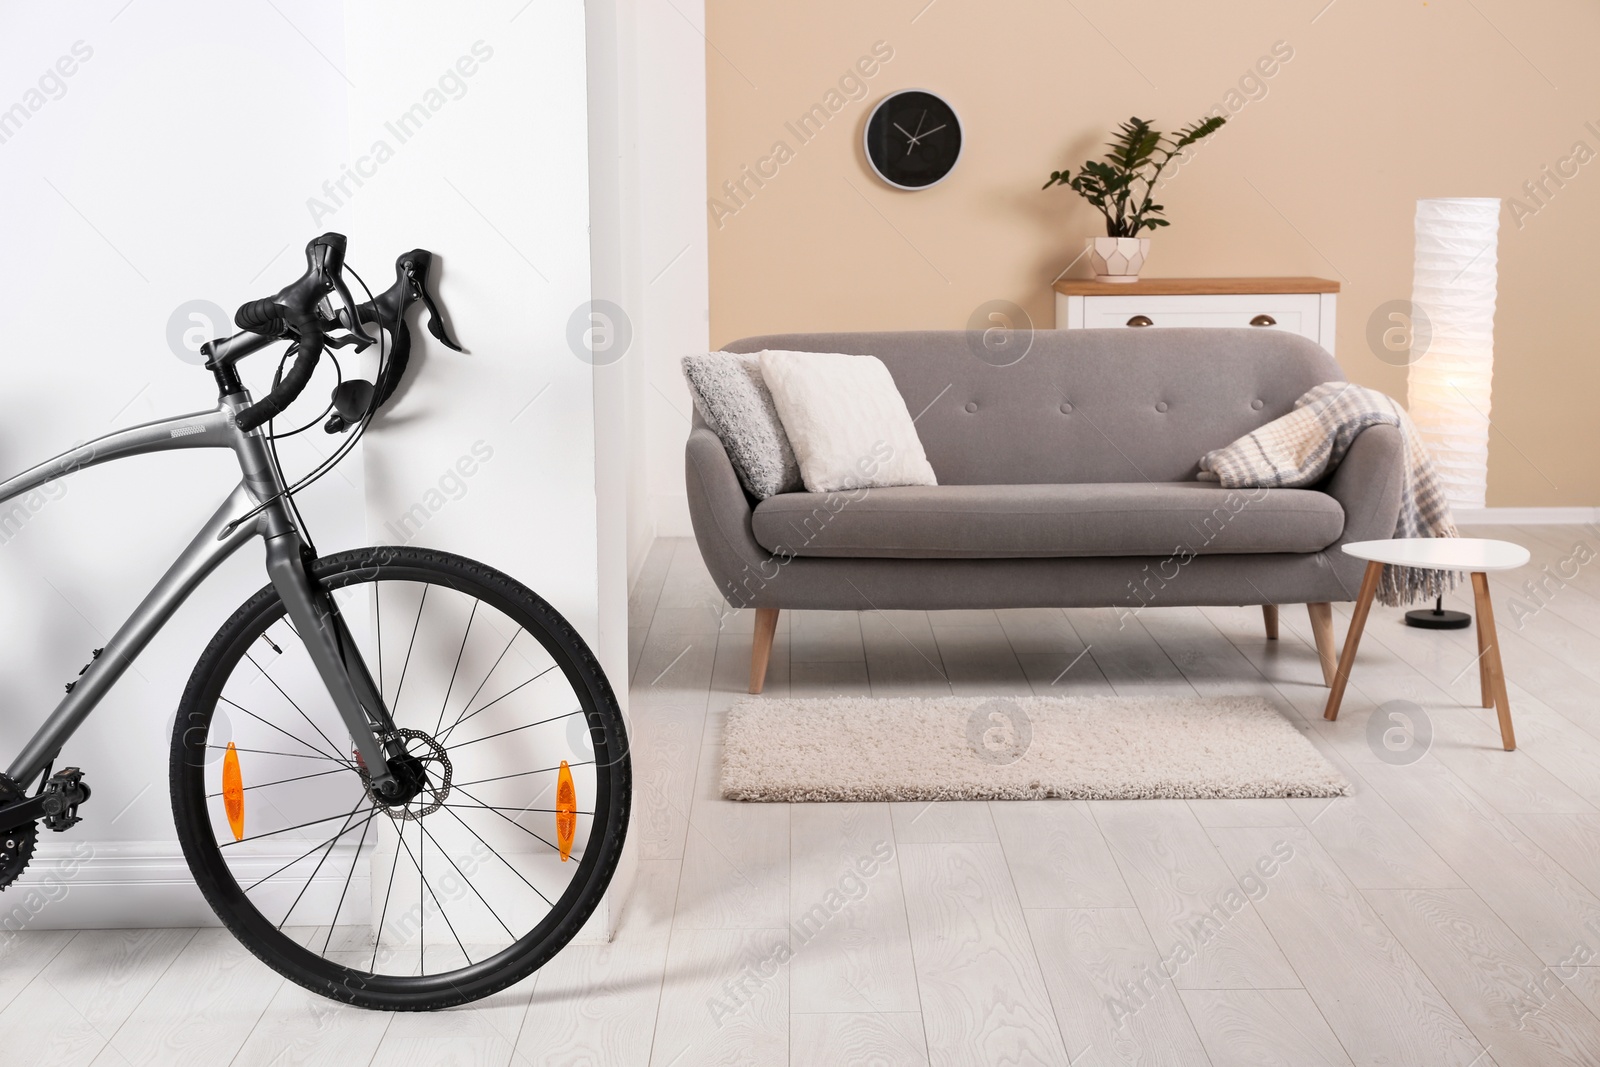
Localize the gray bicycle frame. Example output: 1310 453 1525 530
0 392 400 792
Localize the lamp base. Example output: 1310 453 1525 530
1405 596 1471 630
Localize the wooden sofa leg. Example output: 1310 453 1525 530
1307 603 1337 687
1262 605 1279 640
749 608 780 694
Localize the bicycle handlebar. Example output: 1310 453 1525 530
230 234 351 432
218 233 462 435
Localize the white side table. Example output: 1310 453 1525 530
1323 538 1531 750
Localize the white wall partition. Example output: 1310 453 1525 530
0 1 618 933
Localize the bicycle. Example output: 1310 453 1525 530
0 233 630 1011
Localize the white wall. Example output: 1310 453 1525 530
0 0 364 922
588 0 710 558
637 0 711 542
0 0 612 930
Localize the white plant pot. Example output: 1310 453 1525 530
1086 237 1150 282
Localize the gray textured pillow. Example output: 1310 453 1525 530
681 352 803 499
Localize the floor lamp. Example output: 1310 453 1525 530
1405 197 1500 629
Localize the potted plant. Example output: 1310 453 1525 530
1043 115 1226 282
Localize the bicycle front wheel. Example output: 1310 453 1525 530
169 547 630 1011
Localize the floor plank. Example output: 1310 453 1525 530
88 928 283 1067
1363 887 1600 1066
1090 800 1299 990
1179 988 1353 1067
514 859 679 1067
992 801 1134 909
788 803 919 1014
1206 826 1484 1066
790 1012 930 1066
1024 907 1210 1066
898 842 1070 1065
650 928 789 1067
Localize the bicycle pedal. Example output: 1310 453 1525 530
40 767 90 832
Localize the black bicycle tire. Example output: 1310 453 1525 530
168 546 630 1011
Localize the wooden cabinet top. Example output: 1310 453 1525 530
1053 276 1341 296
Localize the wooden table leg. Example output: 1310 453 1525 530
1262 605 1279 640
1471 572 1516 750
1324 561 1384 721
1474 590 1493 709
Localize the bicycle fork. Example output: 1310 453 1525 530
263 535 416 802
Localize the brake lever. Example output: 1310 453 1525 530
323 249 462 434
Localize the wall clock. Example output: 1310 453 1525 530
863 89 962 190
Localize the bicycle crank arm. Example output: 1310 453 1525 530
263 536 406 797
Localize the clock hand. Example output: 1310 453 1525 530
893 122 916 141
919 123 947 137
912 111 926 138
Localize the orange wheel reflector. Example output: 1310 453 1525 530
222 742 245 842
556 760 576 862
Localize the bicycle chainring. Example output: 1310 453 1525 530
0 774 39 891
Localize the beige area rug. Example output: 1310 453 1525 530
721 695 1349 802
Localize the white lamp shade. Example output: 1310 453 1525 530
1407 197 1499 511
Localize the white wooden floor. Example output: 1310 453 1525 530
6 526 1600 1065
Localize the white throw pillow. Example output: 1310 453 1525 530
757 350 938 492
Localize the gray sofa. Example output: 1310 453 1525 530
686 328 1404 693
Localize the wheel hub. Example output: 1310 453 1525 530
357 729 451 820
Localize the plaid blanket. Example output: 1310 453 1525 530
1198 382 1458 607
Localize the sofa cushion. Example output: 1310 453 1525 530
681 352 802 499
758 349 939 492
750 482 1345 559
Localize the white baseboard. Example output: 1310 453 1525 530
1455 507 1600 526
3 838 614 943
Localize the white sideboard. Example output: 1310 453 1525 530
1053 277 1339 354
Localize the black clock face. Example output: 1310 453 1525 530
864 90 962 190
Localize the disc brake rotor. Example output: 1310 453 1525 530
357 728 452 820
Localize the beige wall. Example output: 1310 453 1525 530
706 0 1600 507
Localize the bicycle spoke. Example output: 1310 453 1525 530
221 696 349 768
392 585 429 715
209 744 348 763
278 796 374 929
439 627 524 740
435 599 479 736
451 759 595 790
222 806 380 847
436 667 559 745
245 652 348 766
441 803 594 817
439 803 555 908
416 818 516 941
451 783 581 862
372 807 406 972
387 816 473 970
446 706 582 753
322 802 375 956
419 816 425 972
244 805 380 892
207 765 349 799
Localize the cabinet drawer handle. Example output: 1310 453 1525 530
1125 315 1153 327
1250 314 1277 327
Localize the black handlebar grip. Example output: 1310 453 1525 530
234 297 284 334
235 327 322 431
